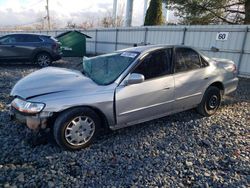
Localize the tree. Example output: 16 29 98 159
100 11 124 28
66 21 77 29
144 0 164 26
100 3 125 28
164 0 250 24
246 0 250 23
78 20 94 29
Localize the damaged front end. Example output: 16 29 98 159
9 98 53 130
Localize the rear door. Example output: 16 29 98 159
12 35 42 58
173 47 210 110
115 48 175 125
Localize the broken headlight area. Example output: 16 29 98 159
11 98 45 114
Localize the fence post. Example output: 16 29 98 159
144 27 148 45
95 29 98 55
115 28 118 50
182 27 187 45
237 26 248 75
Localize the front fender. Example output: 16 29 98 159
32 91 116 127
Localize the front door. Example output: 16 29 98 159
0 35 19 59
115 48 175 125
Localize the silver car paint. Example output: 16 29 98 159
11 67 117 126
115 74 175 126
10 45 239 130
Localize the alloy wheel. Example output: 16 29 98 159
64 116 95 146
37 55 51 67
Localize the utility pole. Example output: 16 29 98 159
45 0 51 30
125 0 134 27
112 0 118 27
143 0 149 24
162 0 169 23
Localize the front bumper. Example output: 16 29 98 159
9 106 51 130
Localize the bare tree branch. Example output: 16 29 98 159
217 1 245 9
196 4 236 24
225 9 245 14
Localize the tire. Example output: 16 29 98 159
196 86 221 117
35 52 52 67
53 107 101 150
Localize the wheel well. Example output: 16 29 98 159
210 82 224 95
53 106 109 129
33 51 51 61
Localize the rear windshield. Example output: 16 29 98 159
50 36 58 42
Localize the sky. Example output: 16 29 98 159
0 0 176 28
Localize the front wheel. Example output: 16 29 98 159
53 107 100 150
35 53 52 67
197 86 221 117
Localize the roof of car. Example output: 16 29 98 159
4 33 50 37
122 44 192 53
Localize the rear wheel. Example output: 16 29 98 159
53 107 100 150
35 52 52 67
197 86 221 117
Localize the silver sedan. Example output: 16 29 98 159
9 45 239 150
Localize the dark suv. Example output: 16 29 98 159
0 33 62 67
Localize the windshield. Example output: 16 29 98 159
82 51 139 85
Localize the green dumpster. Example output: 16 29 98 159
56 30 91 57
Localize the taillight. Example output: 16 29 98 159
232 64 237 74
52 43 59 51
225 63 237 73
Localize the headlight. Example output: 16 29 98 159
11 98 45 114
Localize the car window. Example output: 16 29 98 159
50 36 58 42
13 35 42 43
133 49 172 80
14 35 27 43
175 48 201 73
0 36 16 44
200 56 209 67
24 35 42 42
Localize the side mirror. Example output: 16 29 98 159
126 73 145 85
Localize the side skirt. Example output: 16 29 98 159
109 104 198 130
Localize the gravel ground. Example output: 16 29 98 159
0 58 249 187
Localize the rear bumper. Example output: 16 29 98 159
51 53 62 61
224 77 239 95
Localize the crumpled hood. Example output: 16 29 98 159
11 67 98 99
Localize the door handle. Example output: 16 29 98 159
10 45 16 48
204 77 209 80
